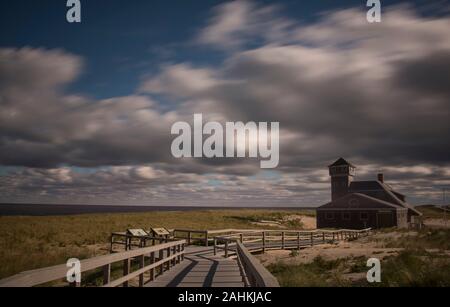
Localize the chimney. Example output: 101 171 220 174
377 173 384 183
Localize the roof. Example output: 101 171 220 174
349 180 422 216
328 157 356 168
349 181 383 191
317 193 404 210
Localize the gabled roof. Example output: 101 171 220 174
328 157 355 168
349 181 383 191
318 193 403 210
349 180 422 216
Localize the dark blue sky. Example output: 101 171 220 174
0 0 442 99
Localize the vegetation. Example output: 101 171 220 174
0 209 313 279
267 249 450 287
382 228 450 250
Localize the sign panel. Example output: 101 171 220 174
127 229 148 237
152 227 171 236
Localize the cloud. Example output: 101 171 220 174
197 0 293 50
1 3 450 205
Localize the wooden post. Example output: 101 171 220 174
166 247 171 270
262 232 266 253
139 255 145 287
181 244 185 261
159 249 164 275
240 233 244 243
103 264 111 286
205 231 209 247
310 233 314 246
123 258 131 287
188 232 191 245
323 232 325 243
150 252 155 281
109 235 114 253
282 232 285 249
214 238 217 255
297 232 301 250
225 240 229 258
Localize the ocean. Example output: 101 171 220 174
0 203 315 216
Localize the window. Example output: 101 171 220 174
342 212 351 220
360 212 369 221
325 212 334 220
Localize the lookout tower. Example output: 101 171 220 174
328 157 356 201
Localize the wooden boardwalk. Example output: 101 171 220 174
146 246 244 287
0 228 370 287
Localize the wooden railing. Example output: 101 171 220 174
172 229 241 246
235 241 280 287
0 240 186 287
214 229 371 257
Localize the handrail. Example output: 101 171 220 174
235 241 280 287
214 228 371 257
0 240 186 287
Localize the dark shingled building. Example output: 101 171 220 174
317 158 422 229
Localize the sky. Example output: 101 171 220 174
0 0 449 207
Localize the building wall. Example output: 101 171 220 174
396 209 408 228
317 209 398 229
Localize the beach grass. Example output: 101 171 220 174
0 209 313 279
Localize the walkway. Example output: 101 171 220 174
145 246 245 287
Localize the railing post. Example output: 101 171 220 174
188 232 191 245
225 240 229 258
181 244 185 261
310 233 314 246
123 258 131 287
103 264 111 286
323 232 325 243
109 235 114 253
150 252 155 281
240 233 243 243
282 232 285 249
166 246 171 270
262 232 266 253
159 249 164 275
214 238 217 255
205 231 209 247
139 255 145 287
297 232 300 250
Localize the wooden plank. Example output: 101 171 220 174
0 240 185 287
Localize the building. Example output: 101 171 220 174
316 158 422 229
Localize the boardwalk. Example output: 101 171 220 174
146 246 244 287
0 228 371 287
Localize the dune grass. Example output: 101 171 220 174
267 249 450 287
0 209 313 279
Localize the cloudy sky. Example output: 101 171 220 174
0 0 449 207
